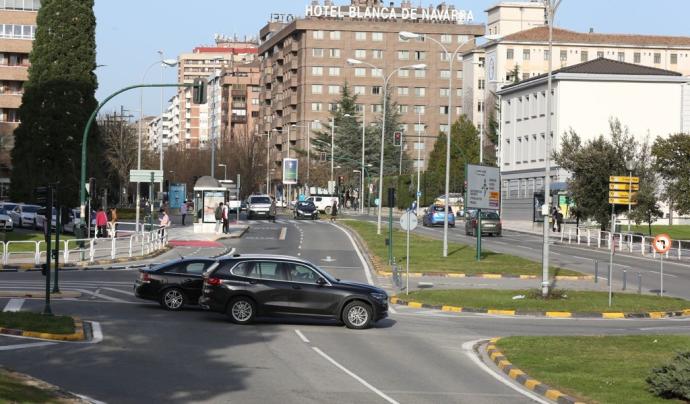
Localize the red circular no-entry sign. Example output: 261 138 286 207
652 234 672 254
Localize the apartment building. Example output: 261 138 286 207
0 0 39 198
177 35 258 148
258 0 484 186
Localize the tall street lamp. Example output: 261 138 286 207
347 58 426 235
399 31 467 257
344 112 367 214
137 58 177 233
218 163 227 181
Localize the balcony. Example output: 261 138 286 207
263 91 272 100
0 94 22 109
289 93 298 105
290 59 298 70
0 65 28 81
289 76 298 88
231 115 247 123
290 41 299 53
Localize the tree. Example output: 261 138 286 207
629 141 663 234
554 118 643 230
10 0 101 207
99 113 137 206
652 133 690 217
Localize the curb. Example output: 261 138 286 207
376 271 593 280
390 296 690 319
215 226 249 240
486 338 585 404
0 317 85 341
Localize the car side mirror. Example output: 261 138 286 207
316 277 327 286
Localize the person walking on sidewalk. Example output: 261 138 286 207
159 208 170 241
95 207 107 238
214 202 223 234
329 199 338 223
108 207 118 238
222 202 229 234
180 200 188 226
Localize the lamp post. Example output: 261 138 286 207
255 132 271 194
218 163 227 181
625 159 636 232
137 58 177 233
347 58 426 235
344 112 366 214
399 31 467 257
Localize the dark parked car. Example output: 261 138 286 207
199 254 388 329
465 210 502 237
134 258 217 310
293 201 319 220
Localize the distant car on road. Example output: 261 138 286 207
246 195 276 220
465 210 502 237
293 201 318 220
422 204 455 227
134 258 217 310
307 195 338 215
200 254 388 329
0 208 14 231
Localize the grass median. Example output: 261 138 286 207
496 335 690 404
0 312 75 334
399 289 690 312
631 224 690 240
345 220 581 276
0 367 61 404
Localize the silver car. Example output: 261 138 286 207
247 195 276 220
0 208 14 231
6 204 41 229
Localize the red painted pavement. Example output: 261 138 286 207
168 240 224 248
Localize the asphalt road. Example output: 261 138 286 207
1 213 689 404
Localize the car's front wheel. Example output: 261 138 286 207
227 296 256 325
342 301 373 329
160 288 185 311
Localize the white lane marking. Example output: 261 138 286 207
3 298 24 312
99 287 134 296
388 305 398 314
312 346 399 404
295 329 310 343
461 339 550 404
74 394 106 404
90 321 103 343
331 223 374 285
75 289 131 303
279 227 287 240
0 341 56 351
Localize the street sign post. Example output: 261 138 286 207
466 165 500 262
400 211 418 295
609 176 639 184
607 174 640 306
609 183 639 191
652 233 672 297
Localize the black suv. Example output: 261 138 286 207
199 254 388 329
134 258 216 310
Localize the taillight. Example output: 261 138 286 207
205 277 222 286
139 272 151 282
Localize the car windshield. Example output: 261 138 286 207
479 211 500 220
0 208 6 215
251 197 271 204
1 204 16 211
432 205 452 213
23 206 39 213
297 202 314 208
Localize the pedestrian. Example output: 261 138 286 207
551 206 558 232
270 198 277 223
222 202 229 234
158 208 170 241
556 209 564 233
214 202 223 234
108 207 118 238
180 200 188 226
95 207 107 238
329 199 338 223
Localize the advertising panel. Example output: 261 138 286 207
283 158 298 185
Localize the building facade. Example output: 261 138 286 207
258 0 484 187
0 0 39 198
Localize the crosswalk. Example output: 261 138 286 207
0 280 139 304
245 219 327 226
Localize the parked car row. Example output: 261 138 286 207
0 202 94 234
134 254 388 329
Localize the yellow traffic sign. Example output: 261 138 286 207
609 183 640 191
609 191 631 198
609 176 639 184
609 197 637 205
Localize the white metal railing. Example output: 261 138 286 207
559 226 688 261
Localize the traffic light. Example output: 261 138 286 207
192 78 207 104
393 131 402 147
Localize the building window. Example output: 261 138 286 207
523 49 530 60
543 49 549 60
618 52 625 62
311 84 323 94
439 52 450 62
312 48 324 58
329 31 341 40
560 50 567 61
311 103 322 112
398 105 408 113
398 87 409 96
372 104 383 113
597 51 604 58
671 53 678 64
440 70 450 79
478 101 484 112
414 105 425 114
397 50 409 60
440 124 449 134
372 49 383 59
354 49 366 59
372 32 383 42
414 51 426 61
507 48 514 59
441 34 452 43
355 104 364 113
634 52 641 63
354 67 366 77
457 35 468 43
313 30 324 40
439 105 449 115
581 50 588 62
457 70 463 79
328 85 340 95
398 69 409 78
1 1 41 11
478 79 485 90
328 67 340 76
439 88 450 97
654 53 661 64
354 86 366 95
311 66 323 76
414 69 425 78
372 86 382 95
414 87 426 97
329 103 339 111
355 32 366 41
371 68 383 77
329 48 340 58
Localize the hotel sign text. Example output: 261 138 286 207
305 5 474 24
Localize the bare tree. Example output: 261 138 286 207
99 113 137 205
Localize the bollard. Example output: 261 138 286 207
637 272 642 294
594 260 598 283
622 269 627 291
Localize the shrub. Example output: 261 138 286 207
646 351 690 400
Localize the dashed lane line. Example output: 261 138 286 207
0 341 56 351
279 227 287 241
3 298 24 312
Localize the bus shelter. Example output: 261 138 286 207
193 176 228 233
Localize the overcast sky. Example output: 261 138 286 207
93 0 690 117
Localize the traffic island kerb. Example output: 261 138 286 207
0 317 86 342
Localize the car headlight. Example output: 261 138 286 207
297 210 304 214
370 292 388 301
7 218 11 223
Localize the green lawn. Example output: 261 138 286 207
0 232 74 253
345 220 581 276
400 289 690 312
0 368 60 404
496 335 690 404
631 224 690 240
0 312 75 334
